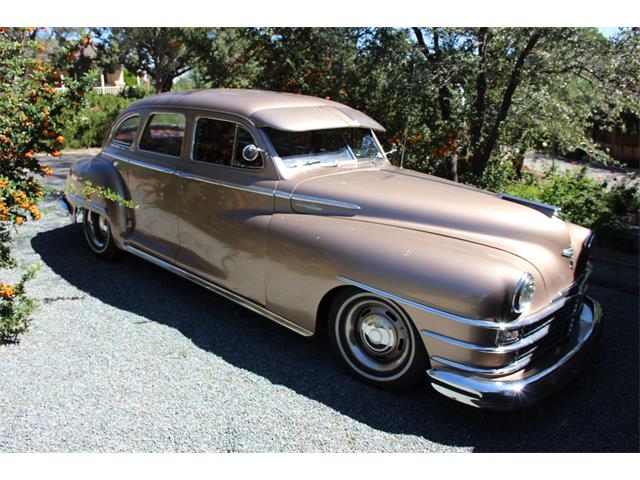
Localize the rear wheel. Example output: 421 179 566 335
328 288 427 389
82 209 118 260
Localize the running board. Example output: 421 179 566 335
122 245 313 337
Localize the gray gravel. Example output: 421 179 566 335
0 150 637 452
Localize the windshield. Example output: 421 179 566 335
263 127 384 168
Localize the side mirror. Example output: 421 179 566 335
242 144 264 163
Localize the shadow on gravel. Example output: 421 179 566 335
32 224 639 452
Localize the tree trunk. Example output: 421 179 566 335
469 28 489 158
470 30 542 176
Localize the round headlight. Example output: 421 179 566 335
512 273 535 315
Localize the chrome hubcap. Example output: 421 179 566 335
360 313 397 353
340 297 412 376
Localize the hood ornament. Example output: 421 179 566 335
561 246 574 270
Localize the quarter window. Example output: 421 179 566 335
139 113 186 157
112 116 140 146
193 118 263 169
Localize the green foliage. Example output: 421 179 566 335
1 27 92 343
0 263 40 344
109 27 211 92
608 180 640 215
506 168 612 228
66 180 137 210
61 92 137 148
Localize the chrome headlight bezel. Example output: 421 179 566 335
512 272 536 316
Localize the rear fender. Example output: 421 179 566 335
66 152 132 247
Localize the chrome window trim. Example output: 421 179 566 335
110 114 141 148
337 275 577 331
123 244 312 337
138 111 187 158
190 115 266 172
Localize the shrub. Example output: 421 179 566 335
1 28 92 343
61 92 137 148
464 159 638 251
507 168 612 228
608 180 640 216
0 264 39 343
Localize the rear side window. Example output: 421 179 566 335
193 118 263 169
139 113 186 157
112 116 140 146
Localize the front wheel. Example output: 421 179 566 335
82 209 119 260
328 288 428 390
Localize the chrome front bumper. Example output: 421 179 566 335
427 296 603 410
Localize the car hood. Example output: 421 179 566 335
289 165 577 297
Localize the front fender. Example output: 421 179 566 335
65 152 132 247
265 214 546 334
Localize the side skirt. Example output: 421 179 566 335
122 245 314 338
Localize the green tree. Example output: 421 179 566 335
110 27 210 93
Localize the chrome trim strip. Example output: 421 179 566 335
431 353 533 376
292 194 361 211
500 193 560 218
104 151 275 197
103 151 176 175
181 172 275 196
427 297 602 409
337 275 577 331
421 322 550 353
66 193 107 215
122 245 313 337
337 276 504 329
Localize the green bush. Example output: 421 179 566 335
506 168 612 228
61 92 138 148
608 180 640 216
465 161 638 251
0 263 39 344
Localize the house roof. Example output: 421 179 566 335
124 89 385 132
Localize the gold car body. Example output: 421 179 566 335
64 89 602 409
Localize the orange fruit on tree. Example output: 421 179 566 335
51 151 62 157
56 135 64 143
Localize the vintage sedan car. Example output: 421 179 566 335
62 89 602 409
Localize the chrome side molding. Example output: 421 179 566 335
66 193 107 215
122 245 313 338
337 275 575 332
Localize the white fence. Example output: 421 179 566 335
55 86 125 95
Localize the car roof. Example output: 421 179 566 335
124 89 385 132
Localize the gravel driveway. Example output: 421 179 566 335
0 150 638 452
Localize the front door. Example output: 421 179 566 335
175 114 278 305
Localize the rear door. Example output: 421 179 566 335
117 110 185 261
175 113 278 305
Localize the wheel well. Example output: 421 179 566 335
314 285 353 340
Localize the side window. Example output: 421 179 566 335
112 116 140 146
139 113 186 157
193 118 263 170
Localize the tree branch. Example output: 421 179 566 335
473 29 543 173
